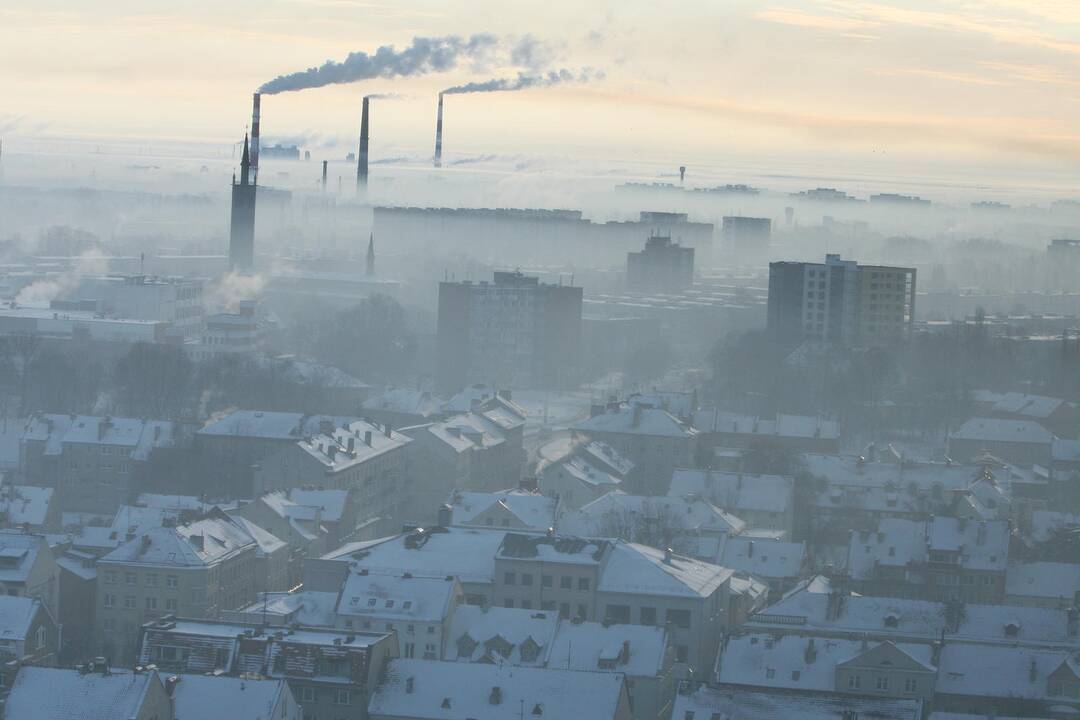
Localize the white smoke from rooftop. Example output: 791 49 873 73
13 249 108 307
204 271 266 313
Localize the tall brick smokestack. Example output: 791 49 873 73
250 93 261 182
434 93 444 168
356 96 370 191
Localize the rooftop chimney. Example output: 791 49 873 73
433 93 444 168
663 547 673 565
357 96 370 191
250 93 261 182
364 430 373 447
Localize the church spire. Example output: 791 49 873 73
239 133 251 186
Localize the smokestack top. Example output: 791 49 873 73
434 94 444 168
250 93 262 181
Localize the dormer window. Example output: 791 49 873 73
367 598 377 607
884 615 899 629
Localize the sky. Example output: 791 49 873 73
1 0 1079 173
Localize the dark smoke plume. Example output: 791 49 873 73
442 68 604 95
363 93 403 100
259 34 500 94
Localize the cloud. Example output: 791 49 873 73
876 67 1005 87
756 8 881 33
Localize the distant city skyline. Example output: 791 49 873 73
2 1 1079 170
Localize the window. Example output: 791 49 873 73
560 576 572 590
104 594 115 608
427 625 435 634
298 687 316 702
559 603 570 619
423 643 436 659
145 574 158 587
640 607 657 625
145 597 157 610
541 600 555 611
541 575 552 588
125 573 137 585
577 577 590 591
124 595 136 609
406 624 415 634
103 618 116 631
848 675 861 689
404 642 415 658
35 625 46 650
765 668 775 679
904 678 917 693
666 609 691 629
605 604 631 624
576 604 587 619
166 575 178 589
521 574 533 586
104 571 117 584
504 572 516 586
876 676 889 691
334 690 350 705
504 599 515 608
165 598 178 612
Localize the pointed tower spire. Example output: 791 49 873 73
239 133 251 186
366 233 376 276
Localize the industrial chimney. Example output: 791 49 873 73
321 160 328 192
434 93 444 168
356 96 370 191
250 93 261 182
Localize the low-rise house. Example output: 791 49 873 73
672 683 923 720
668 470 794 537
714 632 937 702
0 530 59 616
691 409 841 458
168 674 302 720
445 604 559 666
0 484 57 533
96 514 262 662
1006 562 1080 608
557 492 745 560
550 620 675 720
935 642 1080 717
334 570 462 660
572 402 698 495
716 535 806 594
3 665 172 720
978 390 1079 437
847 517 1010 602
445 489 557 532
21 413 193 515
0 596 59 676
535 437 636 511
948 417 1055 467
368 658 633 720
140 618 399 720
195 410 361 499
254 419 412 537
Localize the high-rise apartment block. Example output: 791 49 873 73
767 254 915 345
626 234 695 293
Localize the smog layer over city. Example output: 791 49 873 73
0 2 1079 719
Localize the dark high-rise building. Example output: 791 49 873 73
626 234 695 292
436 271 583 392
229 134 257 272
767 254 916 346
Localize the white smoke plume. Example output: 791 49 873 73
442 67 604 95
203 272 266 313
14 249 109 307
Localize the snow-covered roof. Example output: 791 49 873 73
936 643 1075 700
296 420 411 472
198 411 359 441
716 633 935 692
692 409 839 440
23 414 182 459
496 533 609 566
673 685 922 720
668 470 793 516
573 405 697 438
802 453 978 494
847 517 1009 580
227 516 286 556
549 620 669 677
336 571 457 623
170 674 289 720
230 591 340 627
368 658 627 720
989 392 1070 420
325 527 508 586
135 494 221 512
927 516 1009 570
449 490 556 531
285 488 349 523
1053 437 1080 463
0 595 42 640
558 492 745 541
717 536 804 579
101 516 256 567
1006 562 1080 601
0 485 52 526
0 530 44 583
446 605 558 666
5 667 161 720
598 543 732 598
951 417 1054 445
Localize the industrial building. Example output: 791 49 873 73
436 271 583 392
767 254 916 346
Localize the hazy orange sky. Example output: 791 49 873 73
2 0 1079 168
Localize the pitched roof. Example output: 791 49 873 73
668 470 793 515
101 516 255 567
574 405 697 438
0 595 42 640
674 685 922 720
5 667 161 720
170 675 288 720
598 543 732 598
446 605 558 666
336 571 457 623
449 490 556 530
548 620 669 677
951 417 1054 445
